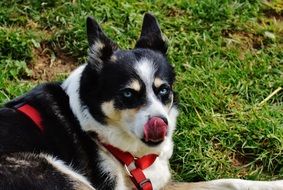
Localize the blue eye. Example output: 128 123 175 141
123 90 133 98
159 87 169 96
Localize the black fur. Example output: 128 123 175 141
0 153 75 190
86 17 118 68
0 84 116 190
135 13 168 54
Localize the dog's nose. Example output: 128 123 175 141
150 115 168 125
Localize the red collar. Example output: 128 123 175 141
103 144 158 190
17 103 44 132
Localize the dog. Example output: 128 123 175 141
0 13 282 190
0 13 177 190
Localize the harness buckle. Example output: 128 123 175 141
137 178 151 190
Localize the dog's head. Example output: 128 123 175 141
75 13 178 153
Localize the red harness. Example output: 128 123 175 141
17 104 44 132
103 144 158 190
17 103 158 190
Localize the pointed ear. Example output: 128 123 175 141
135 13 167 54
86 17 118 64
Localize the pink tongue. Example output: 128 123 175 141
143 117 168 142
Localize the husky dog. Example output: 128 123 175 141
0 13 282 190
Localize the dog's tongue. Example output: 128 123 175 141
144 117 168 142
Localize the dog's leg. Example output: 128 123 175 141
0 153 95 190
165 179 283 190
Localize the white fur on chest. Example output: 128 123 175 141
143 157 171 190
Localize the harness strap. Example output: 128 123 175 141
103 144 158 190
17 104 44 132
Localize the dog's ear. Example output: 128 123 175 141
135 13 167 54
87 17 118 67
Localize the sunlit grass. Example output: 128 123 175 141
0 0 282 182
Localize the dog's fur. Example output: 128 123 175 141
0 13 282 190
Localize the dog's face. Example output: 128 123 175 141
80 14 177 148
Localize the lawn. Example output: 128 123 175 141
0 0 282 182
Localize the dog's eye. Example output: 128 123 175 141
158 86 170 96
159 88 168 96
121 89 134 99
123 91 132 98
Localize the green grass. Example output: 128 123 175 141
0 0 282 182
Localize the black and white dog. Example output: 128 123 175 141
1 13 283 190
0 13 177 190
